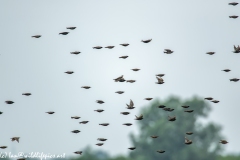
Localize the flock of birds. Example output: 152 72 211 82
2 1 239 158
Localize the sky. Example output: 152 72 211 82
0 0 240 158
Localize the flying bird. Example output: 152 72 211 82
204 97 213 100
229 2 238 6
96 100 104 104
126 80 136 83
168 116 176 121
93 46 102 49
211 100 219 103
164 49 174 54
97 138 107 141
11 137 20 143
32 35 41 38
206 52 215 55
119 56 129 59
0 112 3 114
96 143 104 146
71 130 80 133
22 93 31 96
229 15 238 19
233 45 240 53
105 46 115 49
144 98 153 101
220 140 228 144
230 78 239 82
141 39 152 43
74 151 82 155
120 43 129 46
135 114 143 120
114 75 124 82
132 68 140 71
115 91 124 94
79 121 89 124
71 116 80 119
151 136 158 138
99 123 109 126
59 32 69 35
5 101 14 104
222 69 231 72
46 111 55 114
156 77 164 84
163 108 174 112
157 150 165 153
157 105 166 108
123 123 132 126
185 137 192 145
126 99 135 109
81 86 91 89
121 112 130 115
0 146 7 149
186 132 193 135
71 51 81 55
65 71 74 74
94 109 104 113
128 147 136 150
184 110 194 113
181 105 189 108
156 74 165 77
67 27 76 30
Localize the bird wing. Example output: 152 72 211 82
130 99 134 107
157 77 163 83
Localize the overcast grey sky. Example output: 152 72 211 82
0 0 240 157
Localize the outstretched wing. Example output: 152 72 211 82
156 76 163 83
130 99 134 107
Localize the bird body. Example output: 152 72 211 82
126 99 135 109
93 46 102 49
120 43 129 46
81 86 91 89
142 39 152 43
46 112 55 114
59 32 69 35
229 2 238 6
168 116 176 121
99 123 109 126
22 93 31 96
74 151 82 155
184 110 194 113
185 137 192 145
164 49 174 54
71 116 80 119
156 77 164 84
206 52 215 55
230 78 239 82
233 45 240 53
144 98 153 101
32 35 41 38
157 150 165 153
114 75 124 82
181 105 189 108
96 143 104 146
71 130 80 133
156 74 165 77
11 137 20 143
222 69 231 72
212 100 219 103
126 80 136 83
65 71 74 74
119 56 128 59
116 91 124 94
186 132 193 135
151 136 158 138
71 51 81 55
158 105 166 108
229 15 238 19
205 97 213 100
220 140 228 144
128 147 136 150
67 27 76 30
132 68 140 71
105 46 114 49
97 138 107 141
94 109 104 112
79 121 89 124
135 114 143 120
121 112 130 115
123 123 132 126
0 146 7 149
5 101 14 104
96 100 104 104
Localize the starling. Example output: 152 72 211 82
229 2 238 6
96 143 104 146
11 137 20 143
204 97 213 100
71 130 80 133
119 78 126 82
46 111 55 114
65 71 74 74
79 121 89 124
94 109 104 112
163 108 174 112
67 27 76 30
115 91 124 94
184 110 194 113
135 114 143 120
74 151 82 155
81 86 91 89
32 35 41 38
164 49 174 54
233 45 240 53
123 123 132 126
230 78 239 82
186 132 193 135
71 51 81 55
114 75 124 82
144 98 153 101
168 116 176 121
59 32 69 35
97 138 107 141
132 68 140 71
119 56 129 59
157 105 166 108
93 46 102 49
219 140 228 144
206 52 215 55
120 43 129 46
185 137 192 145
126 80 136 83
5 101 14 104
211 100 219 103
105 46 115 49
0 146 7 149
156 74 165 77
96 100 104 104
181 105 189 108
128 147 136 150
121 112 130 115
126 99 135 109
151 136 158 138
99 123 109 126
222 69 231 72
156 77 164 84
157 150 165 153
0 112 3 114
229 15 238 19
141 39 152 43
71 116 80 119
22 93 31 96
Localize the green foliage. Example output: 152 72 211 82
129 96 225 160
218 155 240 160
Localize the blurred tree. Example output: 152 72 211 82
218 155 240 160
129 96 225 160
